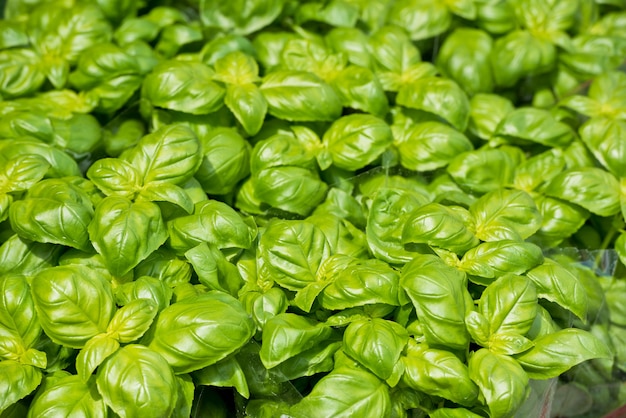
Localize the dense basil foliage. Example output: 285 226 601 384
1 1 625 417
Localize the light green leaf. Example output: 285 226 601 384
579 117 626 178
199 0 284 35
544 167 621 217
89 197 167 276
75 334 120 382
459 242 543 283
525 259 588 320
0 361 41 414
225 83 267 136
31 265 115 349
447 148 519 193
387 0 451 41
495 108 574 148
194 356 250 398
106 298 158 343
514 329 613 379
97 345 177 418
397 77 470 131
468 349 529 418
260 313 332 369
470 188 542 241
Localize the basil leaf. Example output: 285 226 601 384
28 374 106 417
397 77 470 131
199 0 284 35
387 0 451 41
459 241 544 283
87 158 141 199
89 197 167 276
331 66 389 116
402 345 479 406
259 219 331 291
96 345 177 417
193 356 249 399
343 319 408 380
447 148 518 193
168 200 256 254
291 367 391 418
270 340 342 382
260 70 342 122
225 83 267 136
142 60 224 115
9 178 94 252
579 117 626 178
468 93 515 141
106 298 158 343
0 235 62 276
320 114 392 171
401 255 470 351
0 275 42 352
479 274 538 336
494 108 575 148
530 195 589 248
366 188 430 264
123 124 202 186
403 203 480 254
31 265 115 349
319 257 401 310
260 313 332 369
468 349 529 418
394 121 473 172
148 292 255 373
544 167 621 217
470 188 542 241
525 259 588 320
437 28 493 95
75 334 120 382
514 329 613 379
0 361 41 414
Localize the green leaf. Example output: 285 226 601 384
194 356 250 398
514 149 566 193
437 28 493 95
544 167 621 217
31 265 115 349
525 259 588 320
87 158 141 199
397 77 470 131
0 155 49 194
106 298 158 343
142 60 225 115
494 108 575 148
195 127 251 196
199 0 284 35
529 194 589 248
0 275 42 353
468 93 515 141
270 340 342 381
0 235 62 277
260 313 332 369
488 332 534 356
343 319 408 380
75 334 120 382
291 367 391 418
122 124 202 186
479 274 538 336
9 178 95 251
514 329 613 379
400 255 470 350
491 30 555 87
0 361 41 414
470 188 542 241
225 83 268 136
579 117 626 178
252 166 328 216
330 66 389 116
89 197 167 276
139 182 194 214
394 121 474 172
366 187 430 264
97 345 177 418
27 374 106 417
321 114 392 171
319 256 401 310
240 288 288 331
387 0 452 41
447 148 519 193
402 345 478 406
402 203 480 254
0 48 45 98
259 219 330 291
459 242 544 283
468 349 529 418
184 243 243 296
213 51 260 85
168 200 256 254
260 70 342 121
148 292 255 373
